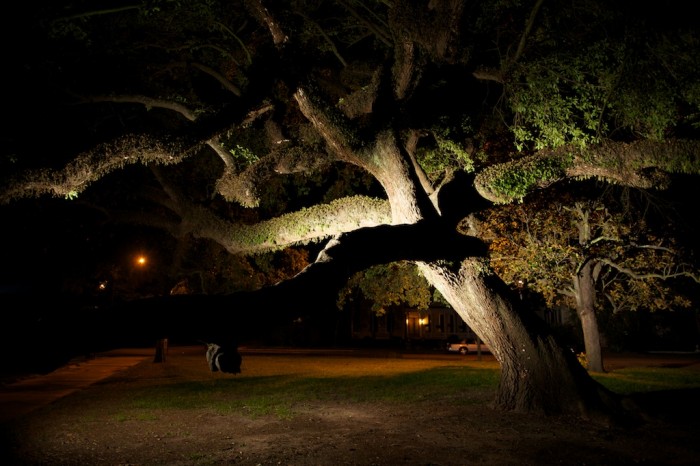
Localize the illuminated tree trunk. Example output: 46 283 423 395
294 72 623 418
574 261 605 372
419 260 618 417
359 136 620 418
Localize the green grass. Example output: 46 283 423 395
105 365 700 421
120 366 500 418
593 367 700 394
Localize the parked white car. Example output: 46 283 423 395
446 339 490 355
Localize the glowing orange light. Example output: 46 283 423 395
136 255 147 266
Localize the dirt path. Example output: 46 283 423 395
0 348 152 423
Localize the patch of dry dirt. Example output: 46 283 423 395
2 348 700 465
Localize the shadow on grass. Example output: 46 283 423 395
626 387 700 424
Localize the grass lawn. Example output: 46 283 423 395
3 349 700 465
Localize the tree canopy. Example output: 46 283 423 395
3 0 700 420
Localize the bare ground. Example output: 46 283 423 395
2 347 700 465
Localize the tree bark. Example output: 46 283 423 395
294 95 626 419
353 133 619 418
272 21 628 417
420 259 619 419
574 261 605 372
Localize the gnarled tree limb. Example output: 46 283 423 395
475 139 700 204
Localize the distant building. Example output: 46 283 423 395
349 301 574 347
350 303 476 345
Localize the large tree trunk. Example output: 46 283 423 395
348 131 623 419
295 71 625 419
420 259 620 420
574 261 605 372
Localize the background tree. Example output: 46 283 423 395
338 262 434 317
482 185 699 372
338 261 447 341
3 0 700 420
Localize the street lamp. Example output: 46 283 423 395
136 255 147 267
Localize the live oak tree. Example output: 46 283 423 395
3 1 700 420
482 187 699 372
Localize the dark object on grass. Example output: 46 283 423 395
205 343 242 374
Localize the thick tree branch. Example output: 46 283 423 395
108 219 487 346
245 0 288 45
472 67 504 83
294 87 358 162
1 99 278 204
80 94 239 168
82 94 199 121
475 139 700 204
295 87 436 224
0 135 195 204
405 130 435 197
173 195 392 255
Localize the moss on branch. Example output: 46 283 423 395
193 195 391 255
475 150 573 203
475 139 700 204
0 135 194 204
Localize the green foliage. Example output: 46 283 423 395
338 262 433 315
610 31 700 139
504 5 700 150
482 153 573 203
227 144 259 171
508 44 614 151
613 76 676 141
415 117 476 180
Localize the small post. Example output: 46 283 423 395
154 338 168 363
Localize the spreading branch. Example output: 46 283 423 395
169 194 392 255
109 218 487 348
1 99 277 204
245 0 288 45
475 139 700 204
0 135 194 203
599 259 700 284
82 94 199 121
